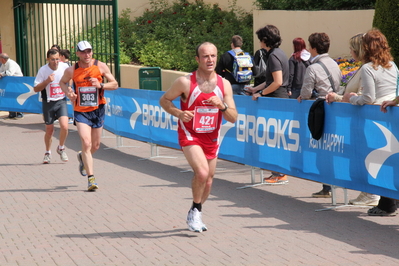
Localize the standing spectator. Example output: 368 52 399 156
297 32 342 198
51 44 60 51
60 49 71 66
160 42 238 232
288 37 310 99
343 30 396 105
34 49 70 164
326 33 364 103
59 49 74 124
327 33 380 206
351 29 398 215
215 35 250 95
247 25 290 184
252 48 268 87
0 53 24 119
59 41 118 191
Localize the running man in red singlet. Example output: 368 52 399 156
59 41 118 191
160 42 237 232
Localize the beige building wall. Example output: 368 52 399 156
253 10 375 59
0 0 17 59
120 64 188 91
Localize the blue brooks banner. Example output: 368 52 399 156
0 76 74 116
2 77 399 199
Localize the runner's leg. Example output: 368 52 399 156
76 122 94 176
182 145 210 204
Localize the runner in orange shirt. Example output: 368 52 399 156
60 41 118 191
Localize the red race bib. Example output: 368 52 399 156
49 83 65 99
193 106 219 133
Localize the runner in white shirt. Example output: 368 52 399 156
34 49 70 164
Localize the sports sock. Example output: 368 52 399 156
192 202 202 212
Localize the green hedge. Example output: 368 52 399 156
254 0 375 10
119 0 253 72
373 0 399 65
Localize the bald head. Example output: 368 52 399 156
0 53 9 64
195 42 217 57
0 53 9 60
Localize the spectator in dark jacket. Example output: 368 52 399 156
288 37 310 99
215 35 249 95
252 48 268 87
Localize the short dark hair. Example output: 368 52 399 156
231 35 243 48
308 33 330 54
46 49 59 58
60 49 70 60
256 25 282 48
51 44 60 51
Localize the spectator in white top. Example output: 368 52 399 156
0 53 24 119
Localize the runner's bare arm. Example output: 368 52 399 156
160 75 194 122
34 74 54 92
59 67 76 101
220 79 238 123
99 62 118 90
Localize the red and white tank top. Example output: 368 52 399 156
178 71 225 143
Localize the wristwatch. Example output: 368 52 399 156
221 102 228 112
100 83 105 89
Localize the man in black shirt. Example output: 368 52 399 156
215 35 249 95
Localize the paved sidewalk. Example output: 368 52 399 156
0 113 399 266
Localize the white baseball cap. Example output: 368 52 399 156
76 41 92 52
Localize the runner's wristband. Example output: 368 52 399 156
221 102 228 112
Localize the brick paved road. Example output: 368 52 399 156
0 113 398 266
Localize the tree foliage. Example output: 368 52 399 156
254 0 375 10
373 0 399 65
119 0 253 72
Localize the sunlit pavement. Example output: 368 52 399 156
0 112 398 265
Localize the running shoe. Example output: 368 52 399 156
56 147 69 162
187 208 204 232
87 176 99 191
263 174 288 185
77 151 87 176
43 153 51 164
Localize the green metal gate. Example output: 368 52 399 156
13 0 120 83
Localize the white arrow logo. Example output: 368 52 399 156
365 122 399 179
17 83 36 105
130 98 142 129
219 121 235 145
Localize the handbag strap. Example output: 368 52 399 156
316 61 336 92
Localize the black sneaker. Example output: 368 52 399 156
15 113 24 119
312 190 331 198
